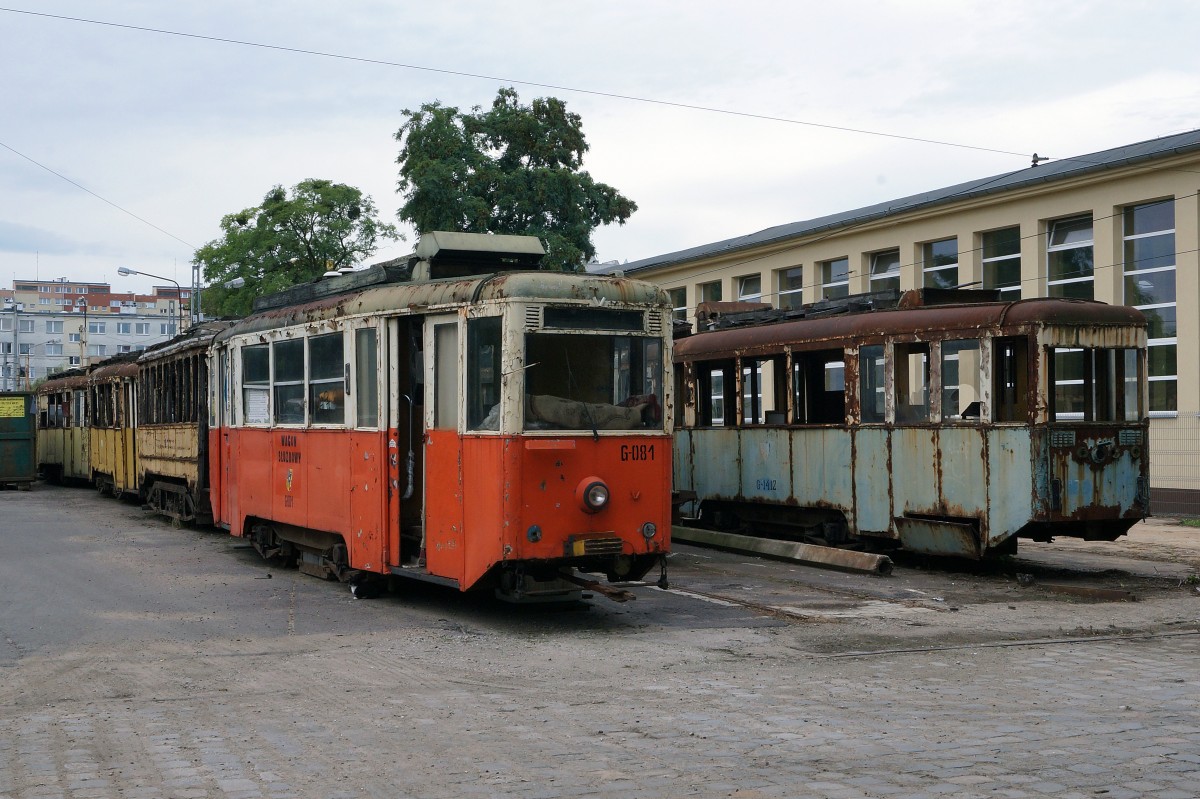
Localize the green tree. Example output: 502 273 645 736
395 87 637 271
195 179 400 317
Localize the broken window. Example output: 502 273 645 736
941 339 983 422
792 349 845 425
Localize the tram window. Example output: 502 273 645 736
792 349 845 425
859 345 885 423
307 333 345 425
695 360 736 427
273 339 305 425
242 345 270 425
523 332 664 431
1122 349 1141 422
355 328 379 428
742 356 784 424
1051 346 1142 422
433 323 459 430
467 317 502 430
993 337 1029 422
941 340 983 422
1052 348 1086 419
894 343 931 423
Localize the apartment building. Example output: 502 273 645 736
618 129 1200 513
1 278 188 390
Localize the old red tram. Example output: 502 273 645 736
208 233 672 599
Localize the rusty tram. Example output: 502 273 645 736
673 289 1150 558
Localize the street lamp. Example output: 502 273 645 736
118 266 184 333
76 296 88 369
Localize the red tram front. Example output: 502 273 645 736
208 232 672 600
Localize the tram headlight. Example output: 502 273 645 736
576 477 610 514
641 522 657 539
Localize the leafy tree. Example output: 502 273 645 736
195 179 400 317
395 87 637 271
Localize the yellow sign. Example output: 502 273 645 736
0 396 25 418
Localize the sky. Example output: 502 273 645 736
3 1 1200 295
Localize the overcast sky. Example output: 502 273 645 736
3 1 1199 295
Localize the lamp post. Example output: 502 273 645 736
76 296 88 369
118 266 184 333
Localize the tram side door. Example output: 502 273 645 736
421 315 466 582
213 347 234 528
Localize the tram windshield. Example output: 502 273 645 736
1050 346 1142 422
518 332 664 432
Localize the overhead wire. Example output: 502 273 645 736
0 138 196 250
2 5 1199 263
0 6 1039 161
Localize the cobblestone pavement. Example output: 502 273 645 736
2 485 1200 798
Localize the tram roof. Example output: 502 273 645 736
139 320 234 364
215 269 669 342
674 296 1146 360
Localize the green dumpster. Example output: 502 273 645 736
0 392 36 489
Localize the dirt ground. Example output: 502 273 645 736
663 514 1200 655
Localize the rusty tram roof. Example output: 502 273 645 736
216 270 669 344
675 294 1146 362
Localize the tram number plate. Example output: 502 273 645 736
755 478 779 492
620 444 655 462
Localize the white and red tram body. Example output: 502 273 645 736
208 233 672 597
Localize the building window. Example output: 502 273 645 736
88 345 106 357
161 323 176 335
117 322 132 334
1123 199 1176 412
89 321 106 334
46 344 63 356
819 258 849 299
69 356 81 366
667 287 688 322
737 274 762 302
19 344 32 356
19 319 34 333
46 320 63 333
776 266 803 309
0 318 10 332
69 333 81 343
1046 215 1094 299
982 227 1022 299
698 281 722 304
136 323 150 335
922 238 958 289
118 345 132 353
869 249 900 293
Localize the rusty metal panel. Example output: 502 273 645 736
1052 440 1142 518
789 429 854 523
894 516 980 558
737 428 791 503
683 428 741 501
890 428 940 515
935 427 987 518
986 428 1036 545
851 428 892 534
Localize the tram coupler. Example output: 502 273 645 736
559 571 638 603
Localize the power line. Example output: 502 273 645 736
0 6 1039 162
0 139 196 250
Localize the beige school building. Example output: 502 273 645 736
618 130 1200 514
